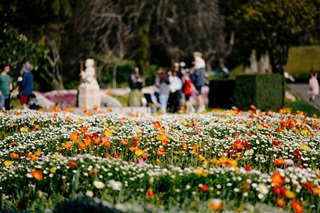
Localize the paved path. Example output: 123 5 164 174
287 83 320 109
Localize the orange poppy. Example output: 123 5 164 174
84 135 93 146
157 147 166 155
146 188 154 198
313 187 320 196
70 132 80 142
34 150 41 157
271 171 285 187
274 158 286 166
33 124 41 131
10 152 19 159
62 141 73 150
276 197 285 208
208 199 223 211
292 199 303 213
129 147 138 152
153 121 161 129
32 170 43 181
78 141 87 150
121 139 128 145
142 153 149 159
157 133 167 141
101 137 110 148
113 153 119 158
181 143 188 149
80 126 88 133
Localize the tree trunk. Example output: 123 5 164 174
268 44 289 75
112 64 118 88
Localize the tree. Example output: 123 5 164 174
218 0 319 74
73 0 144 88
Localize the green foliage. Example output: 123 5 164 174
231 45 320 82
286 46 320 81
219 0 320 74
234 73 284 110
0 24 49 74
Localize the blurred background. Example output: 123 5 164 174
1 0 320 92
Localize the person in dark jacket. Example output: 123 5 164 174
20 62 34 110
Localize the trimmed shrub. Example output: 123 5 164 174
234 73 284 110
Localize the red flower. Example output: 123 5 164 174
68 161 77 167
244 165 251 171
272 140 281 146
201 185 209 192
301 182 315 193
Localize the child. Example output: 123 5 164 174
182 72 197 113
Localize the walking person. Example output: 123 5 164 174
129 67 144 107
191 51 206 112
20 62 34 110
308 68 319 102
155 67 170 113
0 65 12 110
170 70 183 113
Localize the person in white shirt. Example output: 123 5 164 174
191 51 206 112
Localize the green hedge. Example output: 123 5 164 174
233 74 285 111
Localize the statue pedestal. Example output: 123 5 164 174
78 86 101 109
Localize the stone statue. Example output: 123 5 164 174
80 59 99 88
78 58 101 108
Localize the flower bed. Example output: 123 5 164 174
0 108 319 212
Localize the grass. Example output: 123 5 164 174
284 99 320 116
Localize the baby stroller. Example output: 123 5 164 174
28 93 40 110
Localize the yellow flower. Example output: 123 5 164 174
189 150 197 154
300 129 307 135
195 168 209 176
76 119 83 124
198 155 206 161
299 144 310 150
3 160 12 167
135 149 144 156
257 125 264 130
104 122 109 127
50 168 56 174
285 189 295 199
103 129 112 137
246 120 252 125
21 126 29 132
